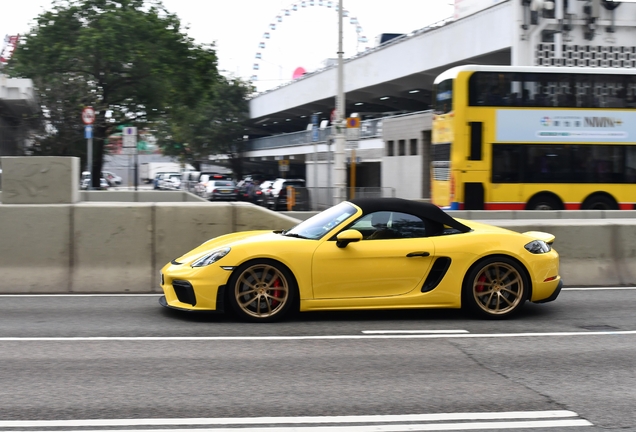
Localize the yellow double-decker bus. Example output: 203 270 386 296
431 65 636 210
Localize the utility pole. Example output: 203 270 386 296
333 0 347 203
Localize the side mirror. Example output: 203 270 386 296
336 229 363 248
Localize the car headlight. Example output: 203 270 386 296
191 247 231 267
524 240 551 254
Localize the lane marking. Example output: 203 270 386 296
562 287 636 291
0 410 583 427
0 330 634 342
362 330 469 334
0 420 593 431
0 294 161 297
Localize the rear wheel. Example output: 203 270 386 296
463 256 528 319
581 194 618 210
526 194 562 210
227 259 297 322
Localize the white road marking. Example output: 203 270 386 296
0 294 161 297
0 411 589 430
362 330 469 334
0 420 593 431
562 287 636 291
0 330 634 342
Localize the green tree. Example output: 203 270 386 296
159 76 253 178
7 0 219 187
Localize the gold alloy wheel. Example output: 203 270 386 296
234 264 289 319
472 262 524 315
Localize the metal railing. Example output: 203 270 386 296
244 117 386 152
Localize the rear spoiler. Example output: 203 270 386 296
522 231 555 245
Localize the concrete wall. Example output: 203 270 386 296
1 201 635 292
0 202 300 293
1 156 80 204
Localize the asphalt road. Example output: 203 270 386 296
0 287 635 431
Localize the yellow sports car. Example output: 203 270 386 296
159 198 562 322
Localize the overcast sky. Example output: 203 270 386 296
1 0 455 91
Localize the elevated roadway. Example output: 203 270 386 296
248 1 513 137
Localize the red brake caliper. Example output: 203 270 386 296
271 278 281 307
476 274 487 293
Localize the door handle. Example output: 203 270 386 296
406 251 430 257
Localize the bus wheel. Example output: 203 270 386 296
581 194 618 210
526 194 563 210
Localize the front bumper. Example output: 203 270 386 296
160 262 231 311
158 294 225 313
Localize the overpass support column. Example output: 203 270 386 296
333 0 347 204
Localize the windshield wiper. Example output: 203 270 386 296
283 232 309 239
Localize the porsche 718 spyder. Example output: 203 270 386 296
159 198 562 321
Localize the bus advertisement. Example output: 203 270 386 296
431 65 636 210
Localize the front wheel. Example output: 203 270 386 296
463 256 529 319
227 259 297 322
526 194 562 210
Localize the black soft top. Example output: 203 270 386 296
349 198 471 234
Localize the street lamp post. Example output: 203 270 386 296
333 0 347 203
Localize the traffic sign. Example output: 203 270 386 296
346 117 360 128
84 125 93 139
122 126 138 152
123 127 137 136
278 159 290 172
82 107 95 125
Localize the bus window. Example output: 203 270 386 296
434 79 453 114
492 145 522 183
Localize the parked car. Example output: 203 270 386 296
154 172 180 190
203 180 238 201
102 171 122 186
256 180 276 206
236 174 267 201
161 173 182 190
159 198 563 322
194 173 233 197
265 178 307 210
80 171 109 190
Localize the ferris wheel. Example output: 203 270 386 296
250 0 370 85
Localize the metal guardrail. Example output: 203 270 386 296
244 117 385 151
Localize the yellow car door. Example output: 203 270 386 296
311 236 435 299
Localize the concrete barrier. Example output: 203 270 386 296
0 205 71 292
479 219 636 287
12 155 632 291
0 202 300 293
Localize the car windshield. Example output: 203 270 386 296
283 202 358 240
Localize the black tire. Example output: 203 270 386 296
227 259 297 322
526 194 562 210
581 195 618 210
462 256 529 319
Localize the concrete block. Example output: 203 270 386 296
154 203 235 290
72 203 153 292
470 210 515 219
615 223 636 285
1 157 80 204
446 211 469 219
280 211 318 221
0 205 71 292
232 202 300 232
604 210 636 219
514 210 561 220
